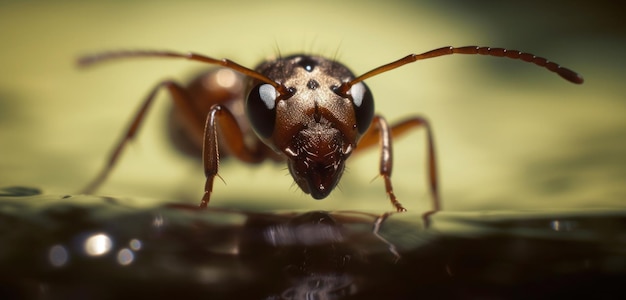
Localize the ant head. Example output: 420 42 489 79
245 55 374 199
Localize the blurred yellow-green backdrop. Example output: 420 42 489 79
0 0 624 212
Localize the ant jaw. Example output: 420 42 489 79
287 156 346 200
283 128 351 200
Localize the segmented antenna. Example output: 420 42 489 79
336 46 583 95
78 50 292 96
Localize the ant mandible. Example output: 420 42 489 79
78 46 583 212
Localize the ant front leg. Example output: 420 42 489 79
357 115 440 213
200 104 268 208
81 80 205 194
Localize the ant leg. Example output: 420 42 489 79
199 104 267 208
81 80 205 194
358 115 405 212
357 116 440 213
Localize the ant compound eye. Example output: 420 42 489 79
246 83 277 138
349 82 374 134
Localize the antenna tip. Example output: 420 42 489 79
559 67 584 84
77 56 96 68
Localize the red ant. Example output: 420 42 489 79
78 46 583 212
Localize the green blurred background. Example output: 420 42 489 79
0 0 624 212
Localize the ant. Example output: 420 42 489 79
78 46 583 212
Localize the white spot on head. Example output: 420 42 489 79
350 82 366 107
284 147 298 157
342 144 353 155
259 84 277 109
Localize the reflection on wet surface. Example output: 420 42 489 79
0 187 625 299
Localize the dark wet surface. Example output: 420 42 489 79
1 187 625 299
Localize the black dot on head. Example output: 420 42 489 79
298 56 317 72
307 79 319 90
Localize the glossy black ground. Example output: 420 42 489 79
0 187 625 300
